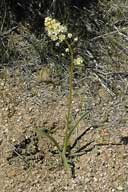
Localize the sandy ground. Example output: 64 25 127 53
0 70 128 192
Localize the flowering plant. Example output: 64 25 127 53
40 17 85 175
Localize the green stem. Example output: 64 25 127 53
63 40 74 157
61 151 70 172
38 128 70 171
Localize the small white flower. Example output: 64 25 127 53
59 34 66 42
55 42 60 47
44 17 51 23
65 48 69 52
74 57 84 66
74 37 78 42
50 34 58 41
61 26 67 33
67 33 72 38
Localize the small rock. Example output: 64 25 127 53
116 186 124 191
98 88 111 102
84 178 90 183
7 169 17 177
84 185 88 190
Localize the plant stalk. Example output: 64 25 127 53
63 40 74 159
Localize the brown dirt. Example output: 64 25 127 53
0 70 128 192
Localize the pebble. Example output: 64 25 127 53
84 185 88 190
84 178 90 183
7 169 17 177
116 186 124 191
98 88 111 102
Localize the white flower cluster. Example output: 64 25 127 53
44 17 84 66
44 17 72 43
